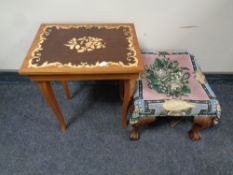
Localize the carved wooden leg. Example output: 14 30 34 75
189 117 213 141
129 117 156 141
129 125 140 140
38 81 66 132
61 81 71 99
121 79 136 128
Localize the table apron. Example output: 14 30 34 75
29 73 139 81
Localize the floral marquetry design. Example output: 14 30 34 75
27 24 139 69
64 36 106 53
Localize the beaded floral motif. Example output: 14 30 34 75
144 57 191 97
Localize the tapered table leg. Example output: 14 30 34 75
61 81 71 99
121 79 136 128
38 81 66 132
119 80 124 101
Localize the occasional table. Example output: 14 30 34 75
19 23 144 132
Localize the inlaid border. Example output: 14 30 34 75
28 25 138 68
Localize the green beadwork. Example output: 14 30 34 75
144 58 191 97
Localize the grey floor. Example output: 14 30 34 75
0 77 233 175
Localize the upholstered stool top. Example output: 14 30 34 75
129 52 221 125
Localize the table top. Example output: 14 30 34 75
19 23 144 75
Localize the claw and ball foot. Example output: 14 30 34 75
129 127 140 140
189 117 213 141
189 126 201 141
129 117 156 141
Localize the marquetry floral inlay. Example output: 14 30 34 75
28 25 138 68
64 36 106 53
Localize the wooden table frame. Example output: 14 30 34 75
30 73 138 132
20 23 143 132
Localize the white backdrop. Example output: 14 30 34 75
0 0 232 72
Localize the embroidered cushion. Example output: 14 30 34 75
129 52 221 125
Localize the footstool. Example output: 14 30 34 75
129 52 221 141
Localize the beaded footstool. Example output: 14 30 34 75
129 52 221 141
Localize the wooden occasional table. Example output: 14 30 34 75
19 23 144 132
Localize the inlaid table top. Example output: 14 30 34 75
20 23 144 75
